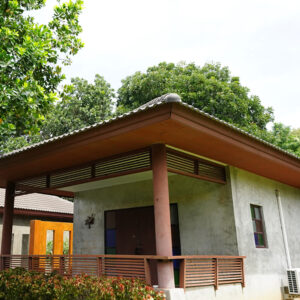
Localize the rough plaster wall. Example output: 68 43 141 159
0 216 31 254
230 167 300 300
185 283 244 300
279 183 300 267
169 174 238 255
73 174 238 256
184 275 283 300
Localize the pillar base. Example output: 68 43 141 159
156 288 185 300
157 261 175 289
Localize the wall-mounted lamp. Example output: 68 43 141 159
85 214 95 229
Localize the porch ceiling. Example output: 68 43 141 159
60 171 153 192
58 171 181 192
0 99 299 189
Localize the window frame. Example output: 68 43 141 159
21 234 30 255
250 204 267 248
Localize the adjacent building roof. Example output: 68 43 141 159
0 189 73 215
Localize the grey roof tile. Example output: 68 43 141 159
0 189 73 214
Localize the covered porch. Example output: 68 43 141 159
0 143 245 291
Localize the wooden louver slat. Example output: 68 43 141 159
166 149 226 183
16 146 226 192
18 176 47 189
16 148 151 190
0 254 245 290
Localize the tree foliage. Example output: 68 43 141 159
0 134 40 153
0 74 115 153
1 57 299 158
42 75 114 138
266 124 300 156
117 62 274 133
0 0 84 141
292 128 300 140
117 62 300 157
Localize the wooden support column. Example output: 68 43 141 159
151 144 175 289
1 182 15 255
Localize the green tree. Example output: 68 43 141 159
117 62 300 157
0 0 84 141
117 62 274 133
41 74 114 138
0 134 41 153
265 123 300 156
292 128 300 140
0 74 114 153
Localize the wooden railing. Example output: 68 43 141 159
0 254 245 289
179 256 245 289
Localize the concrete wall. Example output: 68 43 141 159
169 173 238 256
73 173 239 256
230 167 300 300
73 168 300 300
184 284 244 300
279 182 300 267
0 216 31 254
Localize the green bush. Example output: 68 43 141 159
0 268 166 300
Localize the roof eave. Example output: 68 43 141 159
0 100 299 189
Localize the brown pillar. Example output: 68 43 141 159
151 144 175 289
1 182 15 255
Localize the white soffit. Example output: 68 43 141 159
59 171 178 193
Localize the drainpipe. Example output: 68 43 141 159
275 189 292 269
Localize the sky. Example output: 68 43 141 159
34 0 300 128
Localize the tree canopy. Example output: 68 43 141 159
0 0 84 141
292 128 300 140
117 62 274 134
266 123 300 156
1 58 299 158
117 62 300 157
42 75 114 138
0 74 115 153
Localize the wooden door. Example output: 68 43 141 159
115 206 156 255
105 204 181 285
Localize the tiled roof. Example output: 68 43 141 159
0 93 299 160
0 189 73 215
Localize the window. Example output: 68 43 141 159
21 234 29 255
11 234 14 254
250 204 267 248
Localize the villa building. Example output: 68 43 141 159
0 94 299 300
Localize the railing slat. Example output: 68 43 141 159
0 254 245 289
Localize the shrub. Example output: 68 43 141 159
0 268 166 300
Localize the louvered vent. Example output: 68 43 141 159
288 269 300 295
167 152 194 173
18 176 47 189
17 148 151 190
17 147 225 190
95 150 151 177
51 166 92 188
166 149 226 183
197 161 225 181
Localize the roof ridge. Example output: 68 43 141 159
138 93 181 110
